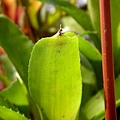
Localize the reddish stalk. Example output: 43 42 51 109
99 0 117 120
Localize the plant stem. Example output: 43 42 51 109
99 0 117 120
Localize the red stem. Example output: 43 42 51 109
99 0 117 120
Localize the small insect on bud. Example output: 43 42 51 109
58 24 63 35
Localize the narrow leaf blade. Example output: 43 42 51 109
79 75 120 120
0 14 34 87
78 36 102 61
0 106 28 120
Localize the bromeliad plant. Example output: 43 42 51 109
0 0 120 120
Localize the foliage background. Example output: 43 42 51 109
0 0 120 120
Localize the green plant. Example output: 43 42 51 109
0 0 120 120
29 31 82 120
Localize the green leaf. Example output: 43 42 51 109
81 54 97 85
112 7 120 75
28 32 82 120
77 35 102 89
0 95 17 111
110 0 120 60
80 30 97 37
0 14 34 87
0 106 28 120
88 0 100 39
115 75 120 102
87 0 101 50
0 73 11 86
79 75 120 120
78 36 102 61
0 96 10 108
0 54 17 83
0 79 28 106
0 79 30 118
80 90 104 120
80 54 97 107
39 0 93 30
